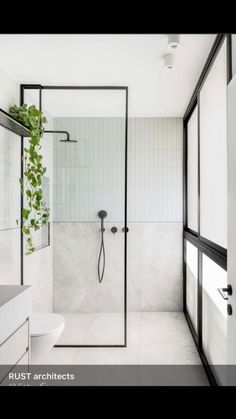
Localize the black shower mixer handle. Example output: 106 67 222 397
111 226 118 235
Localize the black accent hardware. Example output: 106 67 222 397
223 284 233 296
44 130 77 143
97 210 107 283
122 227 129 233
111 226 118 235
218 288 229 300
227 304 233 316
217 285 233 300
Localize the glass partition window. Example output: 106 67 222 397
186 241 198 332
199 39 227 248
187 105 198 232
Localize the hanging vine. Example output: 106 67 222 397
9 104 49 255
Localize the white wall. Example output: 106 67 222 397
232 34 236 77
0 68 21 285
53 117 183 313
0 71 54 312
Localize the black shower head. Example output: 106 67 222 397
98 210 107 219
59 139 77 143
44 130 78 143
59 132 77 143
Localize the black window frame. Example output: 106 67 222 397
183 33 232 386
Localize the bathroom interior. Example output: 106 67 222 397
0 33 236 386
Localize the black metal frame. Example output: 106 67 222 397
183 33 232 386
20 84 128 348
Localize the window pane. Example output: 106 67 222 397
202 255 227 384
200 39 227 248
187 106 198 232
186 241 198 332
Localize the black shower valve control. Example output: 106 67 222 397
122 227 129 233
111 226 118 235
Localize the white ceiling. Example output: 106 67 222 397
0 34 216 117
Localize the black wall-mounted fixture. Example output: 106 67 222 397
111 226 118 235
122 227 129 233
44 130 77 143
97 210 107 283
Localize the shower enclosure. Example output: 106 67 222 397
21 85 128 347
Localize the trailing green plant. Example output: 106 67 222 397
9 104 49 255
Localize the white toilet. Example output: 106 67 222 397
30 313 65 363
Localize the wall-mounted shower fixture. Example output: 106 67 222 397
122 227 129 233
111 226 118 235
97 210 107 283
44 130 78 143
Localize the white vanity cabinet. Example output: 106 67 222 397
0 285 32 383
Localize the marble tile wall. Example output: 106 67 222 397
53 222 182 312
53 117 183 313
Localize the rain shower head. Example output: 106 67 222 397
44 130 78 143
59 138 77 143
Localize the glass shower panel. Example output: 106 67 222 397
42 89 127 346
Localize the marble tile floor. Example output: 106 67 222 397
42 312 203 366
33 312 209 385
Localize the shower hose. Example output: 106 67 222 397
98 221 105 283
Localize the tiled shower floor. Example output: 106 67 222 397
44 312 204 366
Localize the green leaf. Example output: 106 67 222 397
26 189 32 198
22 208 30 220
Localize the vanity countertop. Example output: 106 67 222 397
0 285 31 307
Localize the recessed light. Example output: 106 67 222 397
168 34 180 49
164 54 175 70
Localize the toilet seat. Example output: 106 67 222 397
30 313 64 337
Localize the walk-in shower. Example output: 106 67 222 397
20 85 128 347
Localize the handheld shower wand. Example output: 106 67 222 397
97 210 107 283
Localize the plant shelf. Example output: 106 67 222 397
0 108 30 137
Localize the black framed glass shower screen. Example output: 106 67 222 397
20 85 128 348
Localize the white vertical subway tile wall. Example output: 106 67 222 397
53 117 182 222
53 117 183 313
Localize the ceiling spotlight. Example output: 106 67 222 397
164 54 175 70
168 34 180 49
